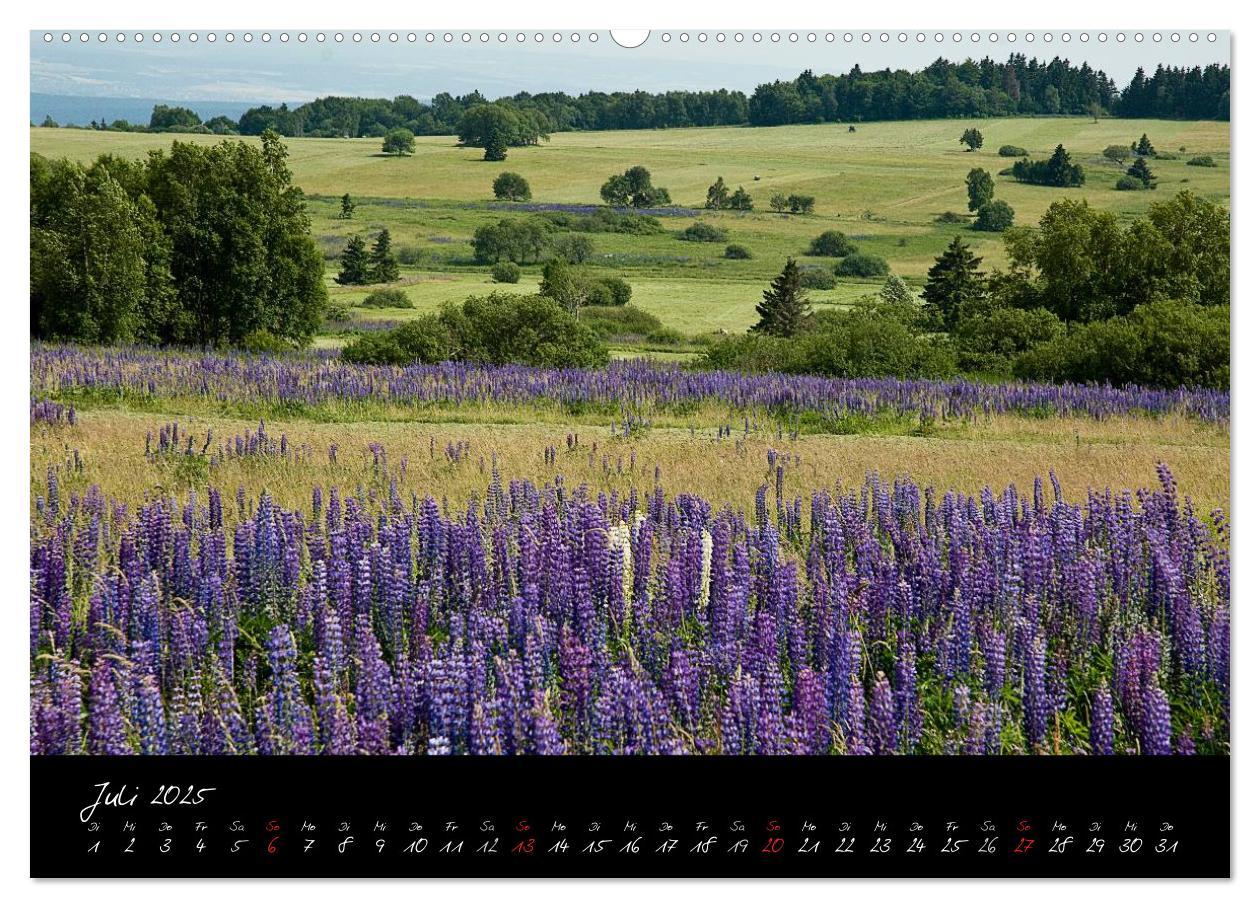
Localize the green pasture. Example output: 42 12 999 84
32 117 1230 344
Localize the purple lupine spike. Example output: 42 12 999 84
87 662 132 755
1090 688 1115 755
1140 685 1173 756
868 673 897 755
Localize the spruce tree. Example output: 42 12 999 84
879 273 914 306
339 193 356 219
752 258 812 337
1133 133 1157 156
922 237 985 331
335 235 372 286
370 229 400 283
1127 157 1156 188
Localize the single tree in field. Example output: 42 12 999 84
1127 157 1156 188
769 192 789 213
965 167 995 212
960 127 984 152
753 258 812 337
339 194 356 219
370 229 400 283
600 166 670 208
336 235 372 285
705 177 730 210
922 236 985 331
879 273 914 306
484 137 508 162
492 172 531 202
382 128 416 156
1102 144 1130 164
1133 133 1157 156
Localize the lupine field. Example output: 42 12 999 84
30 347 1230 756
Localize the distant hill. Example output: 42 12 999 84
30 93 281 128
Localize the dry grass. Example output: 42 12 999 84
33 406 1229 520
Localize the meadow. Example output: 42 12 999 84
29 116 1231 757
31 117 1231 343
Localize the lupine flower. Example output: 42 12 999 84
28 457 1228 756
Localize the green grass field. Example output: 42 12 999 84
32 117 1230 342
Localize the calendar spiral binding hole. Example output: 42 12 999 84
42 30 1221 46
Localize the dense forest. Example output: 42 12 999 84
45 57 1229 137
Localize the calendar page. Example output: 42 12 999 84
27 25 1230 879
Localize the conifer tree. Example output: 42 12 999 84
879 273 914 306
752 258 812 337
1127 157 1156 188
369 229 400 283
922 237 985 331
335 235 372 286
339 194 356 219
1133 133 1157 156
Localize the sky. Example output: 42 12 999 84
30 29 1232 106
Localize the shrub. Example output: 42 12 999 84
381 128 416 156
396 245 425 265
590 275 632 306
955 306 1064 373
491 261 521 283
361 288 413 309
492 171 532 202
935 211 969 224
1102 145 1131 164
724 244 752 259
973 200 1015 232
583 283 614 307
1187 155 1217 167
341 316 450 366
835 253 890 278
646 327 687 346
552 234 595 264
806 230 857 257
798 268 837 290
241 329 293 355
580 305 662 339
678 222 729 243
324 303 352 322
1013 299 1228 390
998 145 1028 157
1115 175 1145 191
702 307 956 379
787 194 816 214
441 293 608 368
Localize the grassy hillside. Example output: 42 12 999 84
31 117 1231 342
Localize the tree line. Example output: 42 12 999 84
39 58 1228 138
